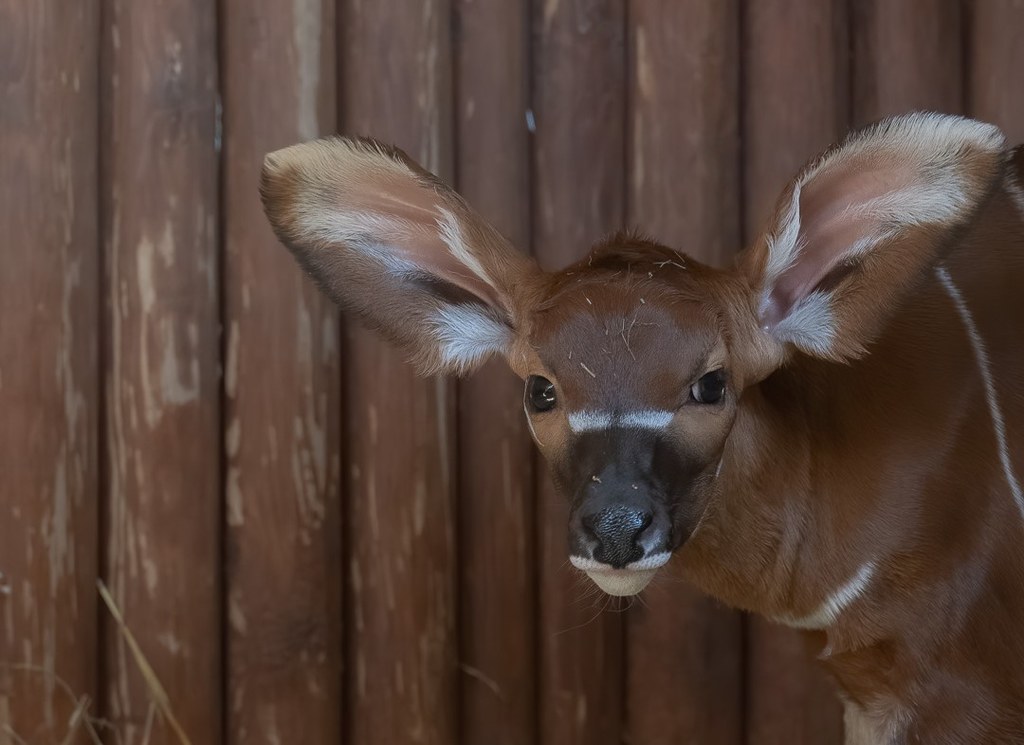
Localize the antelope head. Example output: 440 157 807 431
260 114 1005 597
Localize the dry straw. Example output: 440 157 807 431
96 580 193 745
3 581 193 745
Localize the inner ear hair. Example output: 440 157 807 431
750 113 1008 361
768 114 1006 277
812 256 864 297
407 271 508 320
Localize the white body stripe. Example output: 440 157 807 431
937 266 1024 520
779 561 876 630
567 409 674 433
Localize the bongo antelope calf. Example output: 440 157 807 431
261 112 1024 744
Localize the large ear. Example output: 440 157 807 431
741 112 1007 361
260 137 539 374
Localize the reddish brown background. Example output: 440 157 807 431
1 1 1022 743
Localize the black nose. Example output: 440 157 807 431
581 505 652 568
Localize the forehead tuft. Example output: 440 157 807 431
529 268 723 410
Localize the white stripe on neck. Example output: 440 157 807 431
778 561 877 630
568 409 674 433
937 266 1024 521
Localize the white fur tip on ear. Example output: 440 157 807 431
771 291 836 357
263 139 339 179
763 114 1006 287
263 137 417 193
873 112 1005 154
754 113 1007 362
429 305 511 373
263 151 283 175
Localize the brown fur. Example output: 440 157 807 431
262 114 1024 743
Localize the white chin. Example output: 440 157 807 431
586 568 659 596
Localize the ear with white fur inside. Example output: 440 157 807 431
260 137 538 374
743 112 1007 361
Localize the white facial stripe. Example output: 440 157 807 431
937 266 1024 521
567 409 674 433
567 411 612 431
779 561 877 630
619 410 674 429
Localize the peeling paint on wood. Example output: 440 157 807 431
222 0 343 742
0 1 100 741
100 0 222 742
968 0 1024 145
342 2 458 742
851 0 963 127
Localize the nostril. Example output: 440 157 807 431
584 505 652 569
581 506 648 538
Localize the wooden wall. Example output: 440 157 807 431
2 1 1023 743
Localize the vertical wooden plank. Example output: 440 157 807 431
221 0 342 742
967 0 1024 143
455 2 536 744
851 0 964 126
625 2 743 743
532 2 626 744
100 1 221 742
628 0 741 264
743 0 849 237
340 4 459 744
0 1 99 742
742 1 847 743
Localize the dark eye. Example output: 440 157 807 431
690 369 727 405
526 375 557 412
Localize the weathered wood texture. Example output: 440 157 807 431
5 4 1024 744
532 2 627 745
625 2 744 744
99 0 221 742
0 2 100 743
221 1 343 743
455 2 537 744
851 0 964 126
742 0 849 238
967 0 1024 143
340 3 459 744
742 1 848 743
629 0 741 265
